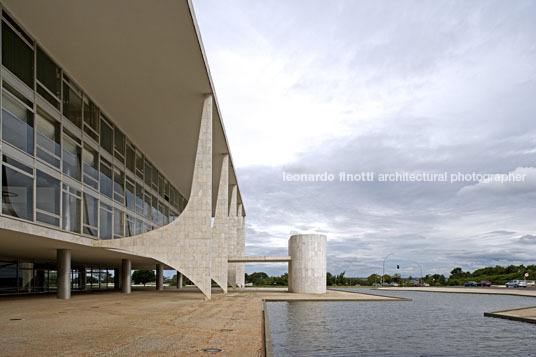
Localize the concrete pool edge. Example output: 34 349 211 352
484 306 536 325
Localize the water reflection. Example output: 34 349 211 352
268 289 536 356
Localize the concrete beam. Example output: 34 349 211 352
228 256 292 263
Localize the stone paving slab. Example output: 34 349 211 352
0 288 403 357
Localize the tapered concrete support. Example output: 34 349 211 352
288 234 327 294
156 264 164 291
227 185 238 288
236 203 245 288
95 95 214 299
57 249 71 299
114 269 121 290
211 154 229 293
121 259 131 294
177 272 183 289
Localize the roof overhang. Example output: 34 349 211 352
1 0 244 215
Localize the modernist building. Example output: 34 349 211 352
0 0 245 299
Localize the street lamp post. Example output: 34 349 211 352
382 253 394 285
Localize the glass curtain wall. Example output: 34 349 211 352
0 8 187 240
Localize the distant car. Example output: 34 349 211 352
505 280 527 288
464 281 477 287
372 283 381 287
422 283 430 287
389 282 399 287
381 283 390 287
412 282 421 287
526 280 535 287
476 280 492 287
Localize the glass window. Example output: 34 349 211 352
151 195 158 223
82 144 98 190
125 178 135 211
99 203 112 240
126 141 135 173
2 92 34 155
113 166 124 203
114 128 125 162
83 193 98 237
135 182 143 215
36 109 60 168
62 184 81 233
62 131 81 180
144 162 152 186
36 170 60 226
144 193 151 218
62 81 82 128
158 174 164 197
113 208 124 238
135 219 142 235
99 159 112 198
2 158 33 221
135 151 144 180
152 166 158 191
36 46 60 106
126 215 135 237
164 179 170 202
100 116 113 154
83 97 99 142
164 205 169 225
158 201 164 226
1 21 34 88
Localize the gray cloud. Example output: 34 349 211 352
194 0 536 276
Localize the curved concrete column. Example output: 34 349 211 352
288 234 327 294
94 95 213 299
122 259 131 294
210 154 229 292
156 264 164 291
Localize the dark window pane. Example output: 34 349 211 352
113 167 124 203
36 211 59 226
2 93 34 155
144 162 152 186
135 182 143 215
135 152 143 180
152 167 158 190
99 160 112 198
36 109 60 168
144 194 150 218
99 204 112 240
113 208 124 238
126 143 135 173
126 215 135 237
82 145 98 189
83 98 99 142
114 128 125 159
125 179 135 211
62 82 82 128
36 47 60 98
151 195 158 223
83 193 98 236
2 21 33 88
36 170 60 219
100 117 113 154
37 85 60 109
62 134 81 180
2 165 33 221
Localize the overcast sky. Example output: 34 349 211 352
192 0 536 278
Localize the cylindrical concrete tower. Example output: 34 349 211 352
288 234 327 294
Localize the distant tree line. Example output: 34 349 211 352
244 264 536 287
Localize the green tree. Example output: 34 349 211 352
132 270 156 286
